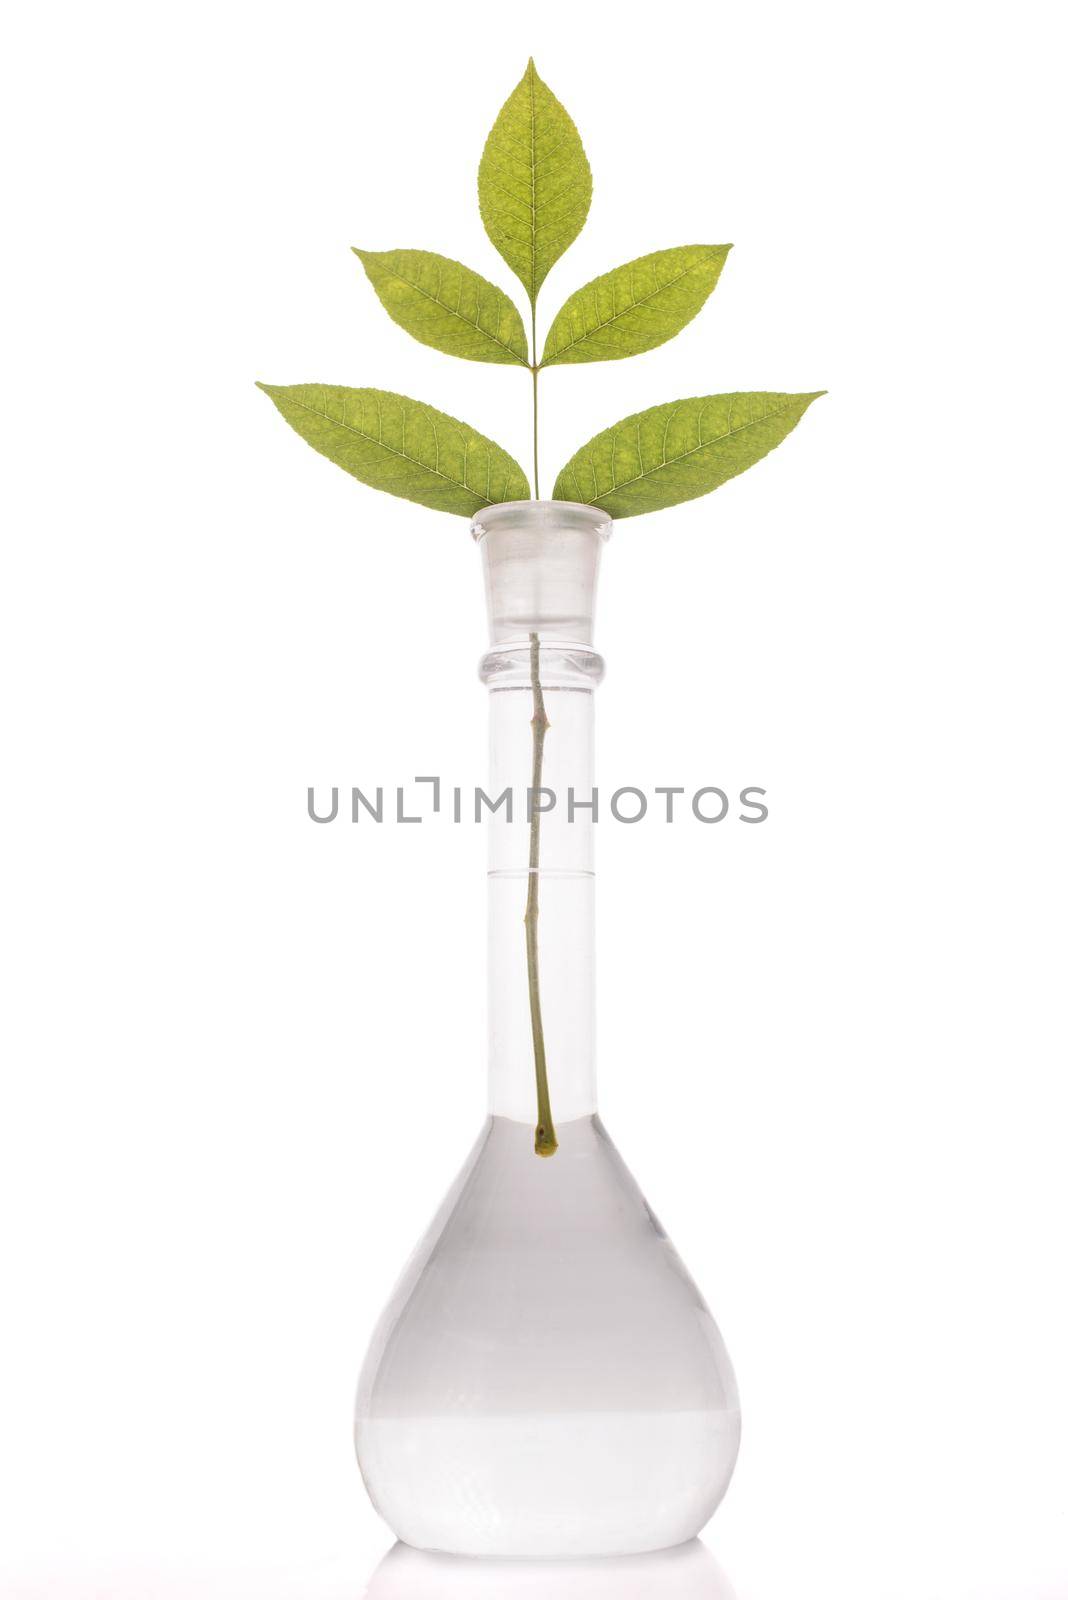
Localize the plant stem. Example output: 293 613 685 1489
525 630 557 1157
530 298 540 498
526 298 552 1151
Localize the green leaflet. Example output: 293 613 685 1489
354 248 528 366
257 384 529 516
554 392 824 519
478 59 592 303
541 245 730 366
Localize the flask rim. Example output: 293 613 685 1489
470 500 613 543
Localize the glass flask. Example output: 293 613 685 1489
355 502 740 1558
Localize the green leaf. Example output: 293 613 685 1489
541 245 731 366
257 383 530 516
478 58 592 303
353 248 529 366
553 392 824 519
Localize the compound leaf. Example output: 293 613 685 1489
257 383 529 516
478 58 592 303
353 248 529 365
554 391 824 518
541 244 730 366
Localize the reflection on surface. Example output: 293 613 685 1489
363 1539 735 1600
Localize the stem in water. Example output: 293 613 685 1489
525 630 557 1157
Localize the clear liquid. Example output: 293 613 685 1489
358 1408 740 1558
356 1116 740 1557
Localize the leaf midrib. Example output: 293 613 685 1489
378 260 526 363
528 60 538 297
279 392 497 506
583 397 802 504
544 251 720 362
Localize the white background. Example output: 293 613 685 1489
2 2 1066 1597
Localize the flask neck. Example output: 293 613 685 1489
481 642 604 1126
472 502 612 1143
